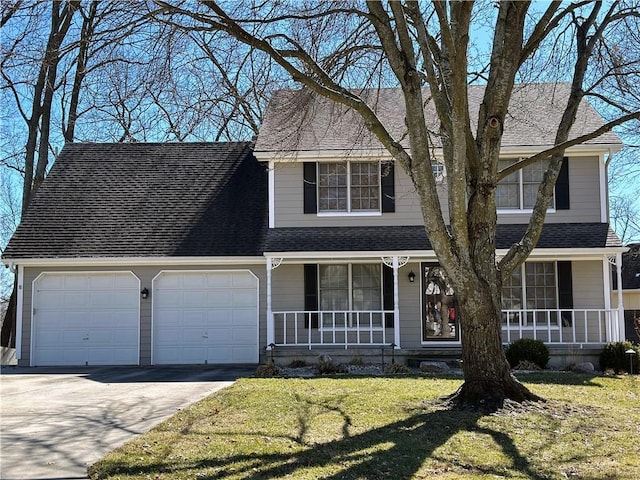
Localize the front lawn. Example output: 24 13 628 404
89 373 639 479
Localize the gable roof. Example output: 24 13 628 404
264 223 622 253
255 83 621 154
3 142 267 259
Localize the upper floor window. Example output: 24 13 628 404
318 162 380 213
497 159 554 210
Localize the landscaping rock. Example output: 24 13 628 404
419 361 450 373
317 354 333 363
572 362 595 373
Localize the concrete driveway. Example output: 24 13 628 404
0 365 254 480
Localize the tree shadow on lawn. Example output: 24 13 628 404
91 402 551 480
513 371 617 387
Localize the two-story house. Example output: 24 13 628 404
2 83 627 367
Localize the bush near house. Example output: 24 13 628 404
599 341 640 374
505 338 550 369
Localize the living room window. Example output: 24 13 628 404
318 162 380 213
318 263 382 327
502 262 558 324
497 159 555 210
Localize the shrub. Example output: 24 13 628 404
384 362 410 374
316 359 347 374
505 338 550 369
288 359 307 368
599 341 640 374
255 363 281 377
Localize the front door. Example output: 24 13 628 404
421 263 460 342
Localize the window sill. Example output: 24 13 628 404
317 211 382 217
497 209 557 214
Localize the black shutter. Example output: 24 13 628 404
557 261 573 326
555 157 570 210
303 163 317 214
304 264 319 328
382 265 394 328
381 161 395 213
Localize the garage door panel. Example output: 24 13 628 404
153 271 258 365
206 273 232 288
33 272 139 366
208 291 233 307
232 273 256 288
232 309 257 326
63 275 90 289
232 290 257 307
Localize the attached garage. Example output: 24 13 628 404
152 271 259 364
32 272 140 366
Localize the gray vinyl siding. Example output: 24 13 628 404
497 156 602 224
273 162 448 227
572 260 605 308
20 264 267 366
273 156 602 227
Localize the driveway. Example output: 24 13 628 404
0 365 254 480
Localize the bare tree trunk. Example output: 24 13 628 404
453 287 540 408
0 281 17 348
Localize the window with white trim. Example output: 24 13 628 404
318 162 380 213
497 159 554 210
502 262 558 325
318 263 382 327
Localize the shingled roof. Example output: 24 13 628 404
264 223 622 253
3 142 267 259
255 83 621 154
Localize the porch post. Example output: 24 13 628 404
616 252 624 341
393 256 401 349
266 258 274 349
603 256 614 341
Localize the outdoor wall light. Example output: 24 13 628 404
408 271 416 283
141 288 149 299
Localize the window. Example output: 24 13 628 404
318 263 382 327
497 159 554 210
432 163 445 181
502 262 558 325
318 162 380 213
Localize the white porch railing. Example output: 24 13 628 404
273 310 393 349
501 309 620 344
272 308 620 349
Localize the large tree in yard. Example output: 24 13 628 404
170 1 639 407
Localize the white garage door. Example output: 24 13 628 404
153 271 258 364
33 272 140 366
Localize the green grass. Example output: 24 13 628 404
88 373 640 479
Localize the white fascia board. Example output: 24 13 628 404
265 251 436 261
498 247 628 260
255 149 390 163
266 247 626 262
255 143 621 163
3 256 267 267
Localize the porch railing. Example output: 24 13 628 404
501 308 620 345
272 310 393 349
272 308 620 349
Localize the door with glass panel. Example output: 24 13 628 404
422 263 459 342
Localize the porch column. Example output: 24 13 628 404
616 252 624 341
603 256 614 341
266 258 274 349
393 256 401 349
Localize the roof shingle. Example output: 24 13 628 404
255 84 621 154
3 142 267 259
264 223 622 253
